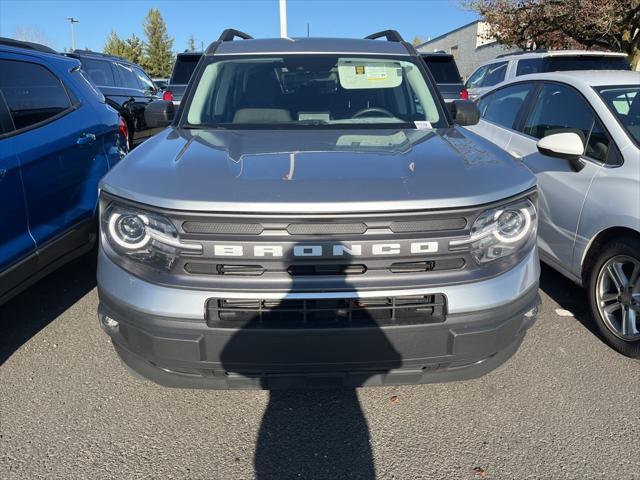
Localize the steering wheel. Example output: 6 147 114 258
351 107 396 119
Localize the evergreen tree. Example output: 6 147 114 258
188 34 196 52
103 30 127 57
125 34 144 65
141 8 174 77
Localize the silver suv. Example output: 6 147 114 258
97 29 540 389
465 50 630 100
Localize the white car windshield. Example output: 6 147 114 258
186 55 442 128
597 85 640 145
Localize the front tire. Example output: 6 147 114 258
588 237 640 358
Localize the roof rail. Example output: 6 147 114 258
217 29 253 42
70 49 134 64
206 28 253 55
365 30 405 43
0 37 57 54
495 48 543 58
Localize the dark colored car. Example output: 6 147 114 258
162 52 202 105
0 38 127 305
66 50 160 147
420 52 465 102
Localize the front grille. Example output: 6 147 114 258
286 223 367 235
205 294 447 328
182 222 264 235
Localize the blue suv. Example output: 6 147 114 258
0 38 127 305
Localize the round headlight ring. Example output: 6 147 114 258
493 208 531 243
108 212 150 249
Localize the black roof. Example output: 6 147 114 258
0 37 58 54
68 49 139 66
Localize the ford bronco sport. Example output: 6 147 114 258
97 30 540 389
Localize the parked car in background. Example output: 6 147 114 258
465 50 631 100
420 52 465 102
162 51 202 105
97 29 540 389
152 78 168 91
0 38 127 306
467 70 640 357
66 50 160 147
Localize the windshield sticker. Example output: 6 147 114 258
414 121 432 130
338 60 403 89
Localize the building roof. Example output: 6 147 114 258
415 20 481 49
213 37 411 56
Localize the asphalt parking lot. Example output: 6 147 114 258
1 255 639 480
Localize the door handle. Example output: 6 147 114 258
77 133 96 145
0 168 6 181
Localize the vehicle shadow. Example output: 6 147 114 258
0 252 96 365
538 263 601 338
219 253 402 479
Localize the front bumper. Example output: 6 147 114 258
98 248 540 389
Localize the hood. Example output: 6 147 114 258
100 127 536 213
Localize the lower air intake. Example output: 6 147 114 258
206 294 446 328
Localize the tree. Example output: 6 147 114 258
412 36 426 47
188 34 196 52
467 0 640 68
125 34 144 64
12 26 56 49
141 8 174 77
103 30 127 57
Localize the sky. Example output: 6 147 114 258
0 0 478 53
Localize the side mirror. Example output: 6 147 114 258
145 100 175 128
537 132 585 171
449 100 480 126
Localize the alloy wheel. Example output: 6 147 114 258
596 255 640 341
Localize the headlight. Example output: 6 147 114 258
450 197 537 263
101 203 201 271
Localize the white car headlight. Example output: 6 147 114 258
102 203 201 271
450 197 537 264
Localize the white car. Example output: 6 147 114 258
464 51 630 100
466 70 640 357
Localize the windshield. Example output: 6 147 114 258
596 85 640 145
170 54 201 85
185 55 442 128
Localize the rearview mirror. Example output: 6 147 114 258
145 100 175 128
449 100 480 126
537 132 585 171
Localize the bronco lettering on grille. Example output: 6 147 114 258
211 242 439 257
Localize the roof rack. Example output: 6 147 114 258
69 49 134 64
218 29 253 42
0 37 57 54
365 30 405 43
495 48 544 58
205 28 253 55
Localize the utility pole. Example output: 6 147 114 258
66 17 78 51
279 0 287 38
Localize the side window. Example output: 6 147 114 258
133 67 155 92
480 83 533 129
0 59 72 130
523 83 610 162
466 66 487 89
516 58 543 76
481 62 508 88
80 58 116 87
115 63 142 89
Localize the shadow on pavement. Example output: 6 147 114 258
220 247 402 479
0 252 96 365
538 263 601 339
